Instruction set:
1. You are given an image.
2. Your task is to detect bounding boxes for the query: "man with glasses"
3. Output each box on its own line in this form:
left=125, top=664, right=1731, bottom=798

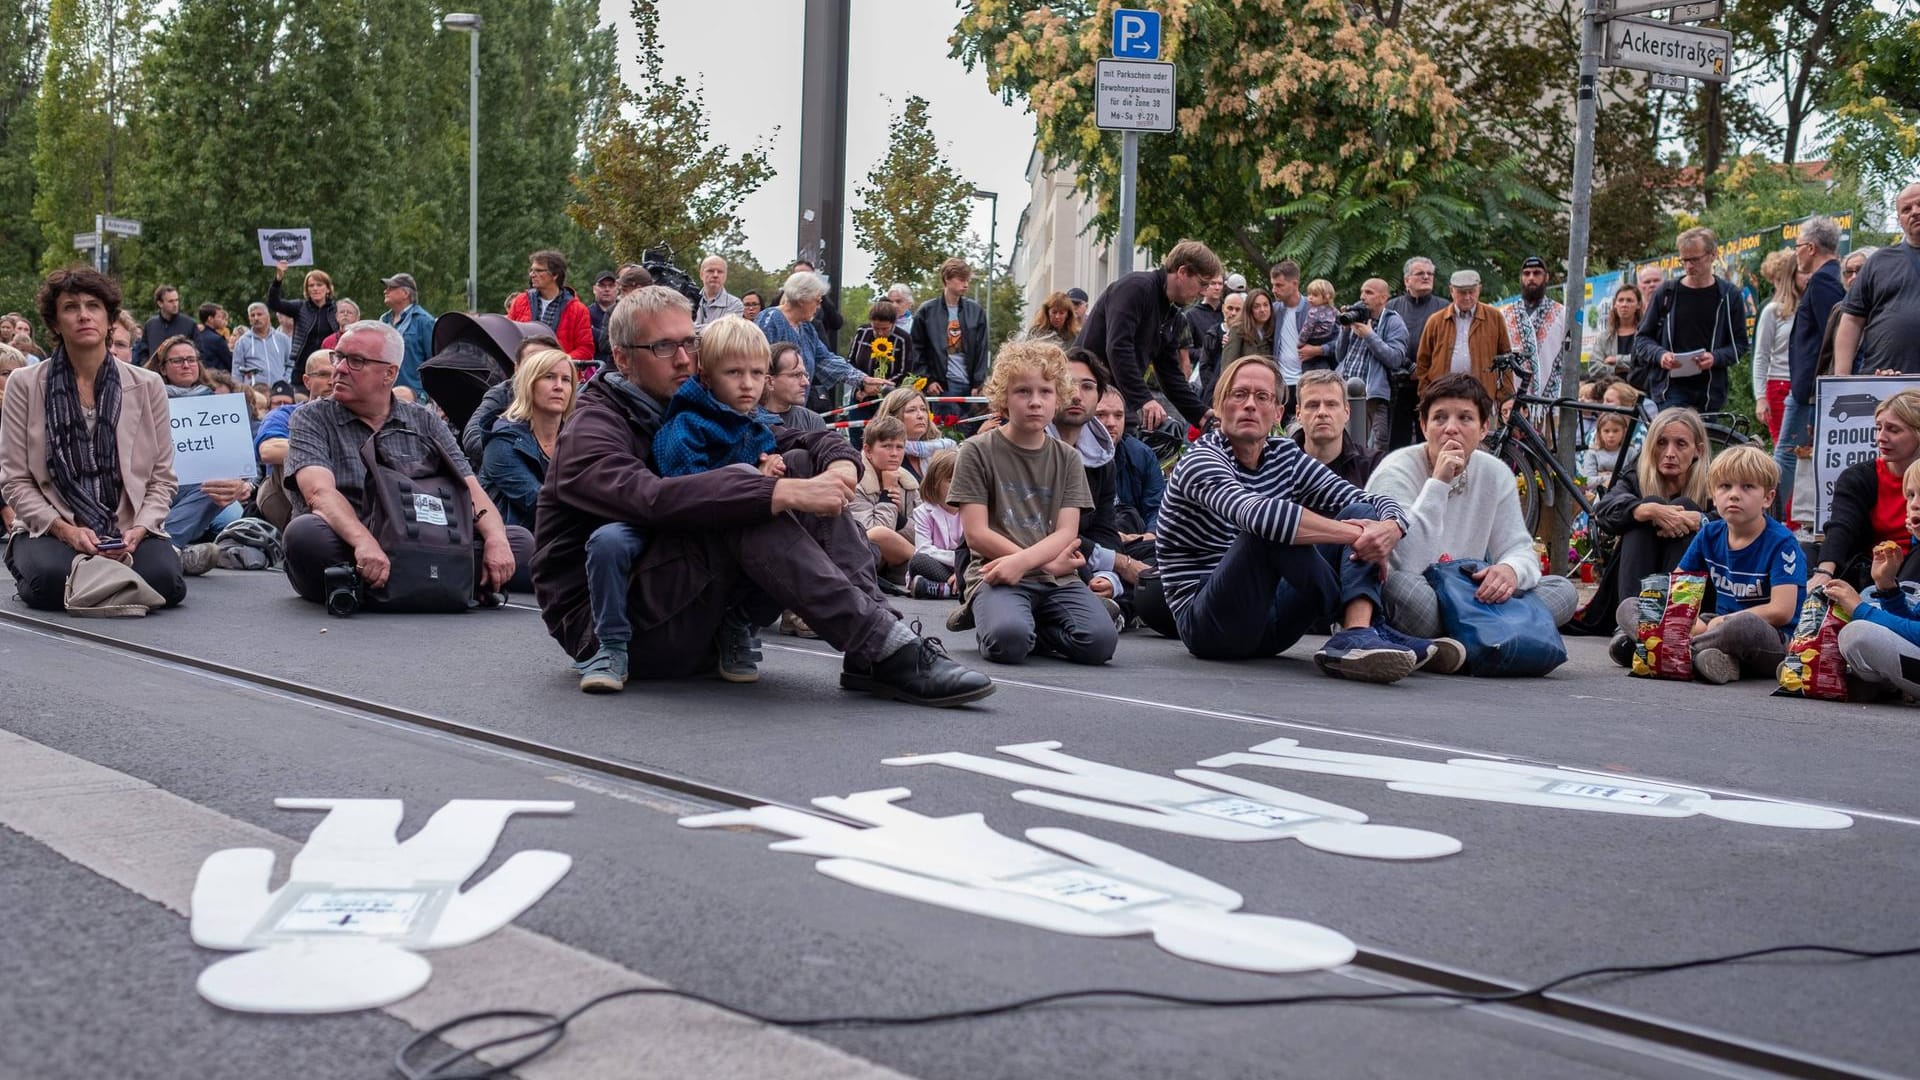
left=281, top=321, right=529, bottom=607
left=530, top=286, right=993, bottom=705
left=1631, top=226, right=1748, bottom=413
left=762, top=343, right=825, bottom=431
left=506, top=248, right=595, bottom=361
left=1772, top=215, right=1843, bottom=521
left=1386, top=257, right=1445, bottom=448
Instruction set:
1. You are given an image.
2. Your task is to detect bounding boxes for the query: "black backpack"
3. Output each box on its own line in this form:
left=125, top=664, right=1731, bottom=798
left=356, top=428, right=478, bottom=612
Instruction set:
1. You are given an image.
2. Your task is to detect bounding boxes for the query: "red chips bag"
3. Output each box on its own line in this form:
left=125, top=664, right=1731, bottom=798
left=1656, top=571, right=1706, bottom=680
left=1774, top=590, right=1851, bottom=702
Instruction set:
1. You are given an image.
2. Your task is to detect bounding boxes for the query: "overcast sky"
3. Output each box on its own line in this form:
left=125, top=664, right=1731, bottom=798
left=600, top=0, right=1038, bottom=288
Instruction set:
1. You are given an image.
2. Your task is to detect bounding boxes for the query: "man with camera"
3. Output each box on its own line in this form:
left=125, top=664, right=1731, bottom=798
left=1331, top=277, right=1408, bottom=453
left=282, top=321, right=530, bottom=609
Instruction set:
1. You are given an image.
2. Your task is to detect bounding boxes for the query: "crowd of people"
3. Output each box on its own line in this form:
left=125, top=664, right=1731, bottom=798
left=1, top=179, right=1917, bottom=706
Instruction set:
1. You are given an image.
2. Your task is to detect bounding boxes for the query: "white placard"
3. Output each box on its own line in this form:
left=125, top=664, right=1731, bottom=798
left=1000, top=868, right=1167, bottom=913
left=1543, top=781, right=1676, bottom=806
left=275, top=890, right=428, bottom=936
left=1095, top=59, right=1176, bottom=132
left=1812, top=375, right=1920, bottom=531
left=257, top=227, right=313, bottom=267
left=169, top=395, right=257, bottom=485
left=1178, top=796, right=1315, bottom=829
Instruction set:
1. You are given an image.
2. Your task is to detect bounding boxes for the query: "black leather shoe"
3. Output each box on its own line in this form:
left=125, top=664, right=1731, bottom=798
left=842, top=633, right=995, bottom=708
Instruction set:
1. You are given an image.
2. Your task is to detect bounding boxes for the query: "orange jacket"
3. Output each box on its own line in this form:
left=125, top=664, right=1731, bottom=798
left=1413, top=302, right=1514, bottom=403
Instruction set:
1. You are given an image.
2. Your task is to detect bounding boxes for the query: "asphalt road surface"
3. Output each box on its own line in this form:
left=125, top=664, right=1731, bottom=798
left=2, top=569, right=1915, bottom=1080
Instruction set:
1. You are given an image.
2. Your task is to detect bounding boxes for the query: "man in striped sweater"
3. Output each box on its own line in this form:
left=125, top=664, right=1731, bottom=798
left=1156, top=355, right=1461, bottom=683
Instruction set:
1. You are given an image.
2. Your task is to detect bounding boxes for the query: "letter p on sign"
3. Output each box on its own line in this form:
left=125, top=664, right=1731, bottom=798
left=1112, top=8, right=1160, bottom=59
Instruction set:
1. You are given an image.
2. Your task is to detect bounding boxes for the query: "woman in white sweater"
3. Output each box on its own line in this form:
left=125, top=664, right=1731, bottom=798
left=1365, top=372, right=1579, bottom=642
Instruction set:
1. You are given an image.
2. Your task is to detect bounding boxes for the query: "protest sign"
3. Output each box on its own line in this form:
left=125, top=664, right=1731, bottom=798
left=169, top=396, right=257, bottom=486
left=1812, top=374, right=1920, bottom=529
left=257, top=228, right=313, bottom=267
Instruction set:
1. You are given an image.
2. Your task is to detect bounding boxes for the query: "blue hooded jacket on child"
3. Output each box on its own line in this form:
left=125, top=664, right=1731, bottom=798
left=651, top=375, right=780, bottom=478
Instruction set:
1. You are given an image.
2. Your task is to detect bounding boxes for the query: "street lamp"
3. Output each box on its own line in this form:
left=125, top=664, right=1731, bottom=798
left=971, top=188, right=998, bottom=338
left=440, top=12, right=482, bottom=312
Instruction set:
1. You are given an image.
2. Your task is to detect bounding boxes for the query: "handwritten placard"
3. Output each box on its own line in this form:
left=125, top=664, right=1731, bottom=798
left=257, top=227, right=313, bottom=267
left=169, top=395, right=257, bottom=485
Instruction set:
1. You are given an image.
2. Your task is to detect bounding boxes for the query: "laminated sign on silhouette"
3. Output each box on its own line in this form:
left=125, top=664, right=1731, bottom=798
left=190, top=798, right=574, bottom=1013
left=682, top=787, right=1357, bottom=974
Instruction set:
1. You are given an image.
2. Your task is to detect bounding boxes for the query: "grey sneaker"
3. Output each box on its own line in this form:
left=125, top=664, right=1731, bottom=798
left=577, top=644, right=629, bottom=694
left=1100, top=595, right=1126, bottom=632
left=1692, top=647, right=1738, bottom=685
left=179, top=542, right=222, bottom=577
left=717, top=611, right=763, bottom=683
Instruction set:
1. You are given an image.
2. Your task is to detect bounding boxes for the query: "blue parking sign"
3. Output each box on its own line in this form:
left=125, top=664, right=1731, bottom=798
left=1112, top=8, right=1160, bottom=59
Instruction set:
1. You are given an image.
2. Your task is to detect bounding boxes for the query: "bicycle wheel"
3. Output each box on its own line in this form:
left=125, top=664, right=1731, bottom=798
left=1499, top=443, right=1547, bottom=536
left=1705, top=422, right=1754, bottom=456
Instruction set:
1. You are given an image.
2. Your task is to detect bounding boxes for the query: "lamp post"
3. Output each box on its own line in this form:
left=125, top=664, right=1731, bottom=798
left=440, top=12, right=482, bottom=312
left=971, top=188, right=998, bottom=339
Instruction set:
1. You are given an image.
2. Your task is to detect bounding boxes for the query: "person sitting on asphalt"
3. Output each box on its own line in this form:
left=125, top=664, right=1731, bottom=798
left=283, top=320, right=530, bottom=606
left=146, top=334, right=253, bottom=575
left=1810, top=390, right=1920, bottom=591
left=1367, top=373, right=1577, bottom=656
left=1581, top=408, right=1714, bottom=650
left=947, top=340, right=1119, bottom=667
left=763, top=341, right=826, bottom=431
left=1292, top=369, right=1380, bottom=489
left=848, top=414, right=920, bottom=593
left=530, top=285, right=993, bottom=706
left=1826, top=459, right=1920, bottom=702
left=1052, top=348, right=1148, bottom=619
left=1153, top=355, right=1427, bottom=682
left=480, top=348, right=578, bottom=530
left=459, top=329, right=560, bottom=466
left=905, top=448, right=962, bottom=599
left=1, top=267, right=185, bottom=611
left=873, top=386, right=956, bottom=480
left=1664, top=446, right=1807, bottom=685
left=1094, top=385, right=1164, bottom=536
left=650, top=316, right=789, bottom=483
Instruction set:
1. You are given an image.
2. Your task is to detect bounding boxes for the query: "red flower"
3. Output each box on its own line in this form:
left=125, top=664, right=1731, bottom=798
left=938, top=414, right=959, bottom=426
left=1187, top=425, right=1202, bottom=440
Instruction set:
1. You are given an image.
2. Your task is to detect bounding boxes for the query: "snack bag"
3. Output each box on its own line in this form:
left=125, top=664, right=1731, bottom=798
left=1628, top=574, right=1668, bottom=678
left=1656, top=571, right=1707, bottom=680
left=1774, top=590, right=1851, bottom=701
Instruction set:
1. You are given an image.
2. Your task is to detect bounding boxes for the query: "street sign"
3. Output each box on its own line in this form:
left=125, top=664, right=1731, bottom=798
left=1095, top=59, right=1176, bottom=132
left=1649, top=71, right=1690, bottom=91
left=1666, top=0, right=1723, bottom=22
left=1111, top=8, right=1161, bottom=59
left=1599, top=0, right=1718, bottom=19
left=72, top=231, right=100, bottom=250
left=103, top=215, right=143, bottom=238
left=1605, top=16, right=1730, bottom=82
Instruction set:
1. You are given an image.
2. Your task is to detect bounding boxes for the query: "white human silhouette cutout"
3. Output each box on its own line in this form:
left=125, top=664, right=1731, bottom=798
left=681, top=787, right=1357, bottom=973
left=191, top=798, right=574, bottom=1013
left=883, top=740, right=1460, bottom=858
left=1200, top=739, right=1853, bottom=830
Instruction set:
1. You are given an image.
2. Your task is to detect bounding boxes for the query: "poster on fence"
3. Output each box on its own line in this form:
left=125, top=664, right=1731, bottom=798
left=169, top=396, right=257, bottom=486
left=256, top=228, right=313, bottom=267
left=1812, top=374, right=1920, bottom=530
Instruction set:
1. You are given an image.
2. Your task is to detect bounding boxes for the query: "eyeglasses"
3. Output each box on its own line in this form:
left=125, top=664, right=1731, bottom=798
left=529, top=266, right=553, bottom=277
left=1226, top=388, right=1278, bottom=405
left=1073, top=379, right=1100, bottom=395
left=335, top=353, right=390, bottom=371
left=624, top=337, right=700, bottom=360
left=165, top=355, right=199, bottom=366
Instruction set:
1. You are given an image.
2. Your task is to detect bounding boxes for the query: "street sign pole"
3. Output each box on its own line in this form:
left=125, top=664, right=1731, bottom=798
left=1556, top=0, right=1604, bottom=574
left=1117, top=131, right=1138, bottom=276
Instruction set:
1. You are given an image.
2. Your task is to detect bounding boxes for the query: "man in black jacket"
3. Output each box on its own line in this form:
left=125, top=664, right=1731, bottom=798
left=1631, top=227, right=1749, bottom=413
left=1771, top=215, right=1844, bottom=519
left=138, top=284, right=196, bottom=368
left=1076, top=239, right=1221, bottom=432
left=1385, top=257, right=1446, bottom=448
left=911, top=257, right=990, bottom=397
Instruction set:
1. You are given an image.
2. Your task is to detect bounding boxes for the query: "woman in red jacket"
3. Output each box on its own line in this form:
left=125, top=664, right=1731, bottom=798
left=506, top=249, right=595, bottom=361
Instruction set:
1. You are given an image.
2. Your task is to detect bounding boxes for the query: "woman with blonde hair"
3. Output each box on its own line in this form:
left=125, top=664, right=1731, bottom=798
left=480, top=348, right=578, bottom=529
left=266, top=258, right=338, bottom=377
left=1021, top=291, right=1079, bottom=345
left=873, top=385, right=956, bottom=480
left=1582, top=407, right=1714, bottom=652
left=1810, top=390, right=1920, bottom=590
left=1750, top=248, right=1799, bottom=439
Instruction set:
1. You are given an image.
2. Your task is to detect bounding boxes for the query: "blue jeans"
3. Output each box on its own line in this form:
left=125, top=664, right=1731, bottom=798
left=1175, top=503, right=1385, bottom=660
left=1771, top=393, right=1813, bottom=519
left=585, top=523, right=648, bottom=647
left=165, top=485, right=243, bottom=547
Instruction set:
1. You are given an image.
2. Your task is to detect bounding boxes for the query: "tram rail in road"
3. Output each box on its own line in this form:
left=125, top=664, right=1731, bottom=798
left=1, top=604, right=1905, bottom=1080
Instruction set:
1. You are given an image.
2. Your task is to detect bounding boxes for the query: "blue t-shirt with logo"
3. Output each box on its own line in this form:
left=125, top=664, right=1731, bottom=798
left=1677, top=517, right=1807, bottom=620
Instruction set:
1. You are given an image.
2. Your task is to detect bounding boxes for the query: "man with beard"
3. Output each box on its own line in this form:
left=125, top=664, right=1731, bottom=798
left=1502, top=256, right=1568, bottom=400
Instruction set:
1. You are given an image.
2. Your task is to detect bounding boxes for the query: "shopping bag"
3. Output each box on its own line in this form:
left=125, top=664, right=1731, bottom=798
left=1424, top=558, right=1568, bottom=677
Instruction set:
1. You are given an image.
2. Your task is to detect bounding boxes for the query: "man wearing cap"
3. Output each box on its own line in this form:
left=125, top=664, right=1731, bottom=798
left=1067, top=287, right=1090, bottom=322
left=695, top=255, right=745, bottom=329
left=379, top=272, right=435, bottom=396
left=232, top=301, right=292, bottom=387
left=1501, top=256, right=1568, bottom=401
left=283, top=320, right=530, bottom=606
left=589, top=269, right=619, bottom=367
left=1414, top=269, right=1514, bottom=404
left=1224, top=273, right=1247, bottom=296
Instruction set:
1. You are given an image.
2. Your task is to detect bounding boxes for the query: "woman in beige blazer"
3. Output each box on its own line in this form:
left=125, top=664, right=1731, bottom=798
left=1, top=268, right=185, bottom=611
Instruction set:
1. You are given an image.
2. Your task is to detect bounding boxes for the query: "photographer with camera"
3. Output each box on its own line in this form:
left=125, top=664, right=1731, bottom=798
left=283, top=321, right=530, bottom=611
left=1331, top=277, right=1408, bottom=453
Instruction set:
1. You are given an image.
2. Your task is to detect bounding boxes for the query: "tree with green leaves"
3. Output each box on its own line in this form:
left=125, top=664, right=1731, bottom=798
left=1819, top=12, right=1920, bottom=192
left=852, top=96, right=971, bottom=292
left=569, top=0, right=773, bottom=264
left=31, top=0, right=146, bottom=276
left=0, top=0, right=48, bottom=316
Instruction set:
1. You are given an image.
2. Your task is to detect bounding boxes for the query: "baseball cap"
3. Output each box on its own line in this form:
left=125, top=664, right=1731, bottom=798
left=1520, top=255, right=1548, bottom=271
left=1066, top=287, right=1089, bottom=303
left=270, top=380, right=296, bottom=397
left=1224, top=273, right=1247, bottom=292
left=595, top=269, right=617, bottom=285
left=380, top=273, right=417, bottom=292
left=1449, top=269, right=1481, bottom=288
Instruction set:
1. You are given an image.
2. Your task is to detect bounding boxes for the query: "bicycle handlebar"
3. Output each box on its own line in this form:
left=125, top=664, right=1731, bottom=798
left=1509, top=395, right=1641, bottom=419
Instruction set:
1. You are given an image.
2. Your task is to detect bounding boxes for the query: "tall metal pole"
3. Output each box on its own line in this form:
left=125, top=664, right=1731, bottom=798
left=1554, top=0, right=1603, bottom=575
left=1116, top=131, right=1138, bottom=277
left=467, top=28, right=480, bottom=313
